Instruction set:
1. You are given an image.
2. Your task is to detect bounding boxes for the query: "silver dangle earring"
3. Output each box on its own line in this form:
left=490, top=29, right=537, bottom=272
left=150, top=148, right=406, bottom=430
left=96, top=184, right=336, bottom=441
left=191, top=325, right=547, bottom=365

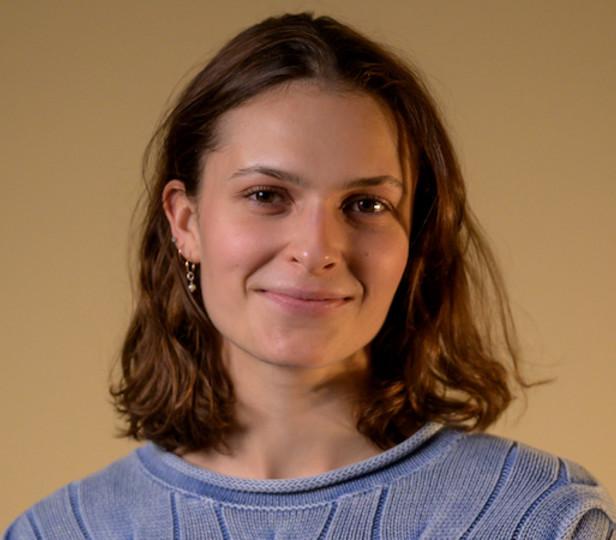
left=172, top=236, right=198, bottom=293
left=185, top=260, right=197, bottom=293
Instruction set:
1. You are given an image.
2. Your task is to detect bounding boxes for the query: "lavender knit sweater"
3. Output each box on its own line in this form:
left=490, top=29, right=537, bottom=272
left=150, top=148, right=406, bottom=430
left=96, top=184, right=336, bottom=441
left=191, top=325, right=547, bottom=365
left=4, top=423, right=615, bottom=539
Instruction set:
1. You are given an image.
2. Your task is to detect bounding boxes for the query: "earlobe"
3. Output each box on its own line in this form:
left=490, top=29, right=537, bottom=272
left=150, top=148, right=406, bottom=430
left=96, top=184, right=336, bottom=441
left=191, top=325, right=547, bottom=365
left=162, top=180, right=200, bottom=262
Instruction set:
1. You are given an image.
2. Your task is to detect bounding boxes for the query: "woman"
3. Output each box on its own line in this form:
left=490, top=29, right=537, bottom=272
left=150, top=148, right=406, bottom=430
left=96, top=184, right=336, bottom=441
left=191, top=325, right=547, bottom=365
left=5, top=12, right=614, bottom=539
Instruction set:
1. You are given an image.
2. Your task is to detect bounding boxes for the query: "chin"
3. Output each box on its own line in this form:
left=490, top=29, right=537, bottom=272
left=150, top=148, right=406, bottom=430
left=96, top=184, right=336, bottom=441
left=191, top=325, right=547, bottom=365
left=257, top=349, right=337, bottom=369
left=254, top=339, right=366, bottom=371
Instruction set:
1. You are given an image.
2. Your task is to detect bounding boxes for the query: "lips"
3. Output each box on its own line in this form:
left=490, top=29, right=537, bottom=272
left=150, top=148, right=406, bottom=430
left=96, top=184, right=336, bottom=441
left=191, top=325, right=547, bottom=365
left=259, top=287, right=352, bottom=301
left=256, top=287, right=353, bottom=315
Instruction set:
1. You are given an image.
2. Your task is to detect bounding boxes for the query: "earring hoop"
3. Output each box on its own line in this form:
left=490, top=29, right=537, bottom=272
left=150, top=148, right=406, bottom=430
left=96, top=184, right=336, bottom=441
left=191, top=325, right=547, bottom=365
left=171, top=236, right=198, bottom=293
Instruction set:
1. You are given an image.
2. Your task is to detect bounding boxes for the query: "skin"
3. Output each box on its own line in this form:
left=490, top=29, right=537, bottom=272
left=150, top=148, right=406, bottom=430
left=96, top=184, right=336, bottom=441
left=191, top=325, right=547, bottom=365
left=163, top=80, right=412, bottom=479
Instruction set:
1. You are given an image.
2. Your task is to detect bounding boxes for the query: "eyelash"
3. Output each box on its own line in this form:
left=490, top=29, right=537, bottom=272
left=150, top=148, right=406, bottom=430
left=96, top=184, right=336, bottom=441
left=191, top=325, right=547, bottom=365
left=242, top=186, right=394, bottom=215
left=244, top=186, right=288, bottom=206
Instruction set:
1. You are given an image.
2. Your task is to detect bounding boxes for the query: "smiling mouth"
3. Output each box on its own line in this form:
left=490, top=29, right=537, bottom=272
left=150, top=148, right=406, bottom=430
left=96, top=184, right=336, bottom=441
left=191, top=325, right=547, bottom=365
left=256, top=289, right=353, bottom=314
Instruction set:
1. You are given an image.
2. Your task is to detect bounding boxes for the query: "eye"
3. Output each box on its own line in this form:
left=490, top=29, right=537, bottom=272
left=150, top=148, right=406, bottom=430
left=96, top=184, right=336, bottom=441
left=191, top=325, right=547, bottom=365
left=345, top=196, right=391, bottom=215
left=244, top=186, right=288, bottom=205
left=241, top=186, right=292, bottom=215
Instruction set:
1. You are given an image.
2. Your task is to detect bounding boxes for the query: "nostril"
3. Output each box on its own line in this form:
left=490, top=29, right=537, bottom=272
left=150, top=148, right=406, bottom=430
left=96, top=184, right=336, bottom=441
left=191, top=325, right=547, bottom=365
left=286, top=240, right=343, bottom=274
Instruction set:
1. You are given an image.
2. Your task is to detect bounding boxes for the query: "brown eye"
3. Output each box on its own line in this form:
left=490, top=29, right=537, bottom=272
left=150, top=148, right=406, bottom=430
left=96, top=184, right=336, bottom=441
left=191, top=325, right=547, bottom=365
left=244, top=187, right=288, bottom=205
left=251, top=190, right=278, bottom=203
left=346, top=197, right=390, bottom=214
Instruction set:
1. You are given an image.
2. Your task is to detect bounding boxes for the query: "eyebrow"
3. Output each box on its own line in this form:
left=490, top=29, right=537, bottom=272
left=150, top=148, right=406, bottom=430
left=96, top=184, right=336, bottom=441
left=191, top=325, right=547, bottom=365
left=228, top=165, right=406, bottom=194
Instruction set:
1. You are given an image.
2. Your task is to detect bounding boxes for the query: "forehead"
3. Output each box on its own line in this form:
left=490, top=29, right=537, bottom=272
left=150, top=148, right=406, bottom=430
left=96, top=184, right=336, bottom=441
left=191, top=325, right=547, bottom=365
left=217, top=80, right=398, bottom=131
left=207, top=81, right=408, bottom=186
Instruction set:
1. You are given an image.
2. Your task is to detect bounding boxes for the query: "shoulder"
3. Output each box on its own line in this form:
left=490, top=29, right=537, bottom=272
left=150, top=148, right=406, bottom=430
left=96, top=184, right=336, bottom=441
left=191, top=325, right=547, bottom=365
left=3, top=445, right=172, bottom=540
left=429, top=429, right=616, bottom=538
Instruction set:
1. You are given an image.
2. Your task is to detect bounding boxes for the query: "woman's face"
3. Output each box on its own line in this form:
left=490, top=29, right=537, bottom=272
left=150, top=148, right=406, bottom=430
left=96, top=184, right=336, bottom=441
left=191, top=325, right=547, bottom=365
left=182, top=81, right=410, bottom=369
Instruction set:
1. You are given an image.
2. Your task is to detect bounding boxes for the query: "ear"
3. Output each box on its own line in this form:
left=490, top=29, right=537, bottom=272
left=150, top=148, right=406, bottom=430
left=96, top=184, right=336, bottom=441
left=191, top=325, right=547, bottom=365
left=162, top=180, right=201, bottom=262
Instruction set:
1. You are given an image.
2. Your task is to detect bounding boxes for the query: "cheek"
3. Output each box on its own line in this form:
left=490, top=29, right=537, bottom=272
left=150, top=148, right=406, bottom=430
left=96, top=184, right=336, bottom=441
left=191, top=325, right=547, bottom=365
left=362, top=232, right=409, bottom=303
left=197, top=214, right=277, bottom=291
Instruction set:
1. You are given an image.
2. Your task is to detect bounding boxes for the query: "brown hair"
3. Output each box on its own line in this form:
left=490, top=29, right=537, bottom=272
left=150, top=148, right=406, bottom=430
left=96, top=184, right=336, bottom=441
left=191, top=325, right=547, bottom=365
left=110, top=12, right=531, bottom=453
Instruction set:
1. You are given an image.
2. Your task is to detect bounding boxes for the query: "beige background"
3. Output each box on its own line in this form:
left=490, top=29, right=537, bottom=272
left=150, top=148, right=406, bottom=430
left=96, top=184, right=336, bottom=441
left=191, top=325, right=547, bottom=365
left=2, top=0, right=614, bottom=528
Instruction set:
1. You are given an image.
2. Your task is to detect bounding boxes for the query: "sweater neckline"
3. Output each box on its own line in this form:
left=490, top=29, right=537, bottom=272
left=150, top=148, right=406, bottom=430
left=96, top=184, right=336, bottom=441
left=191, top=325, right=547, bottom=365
left=136, top=422, right=458, bottom=504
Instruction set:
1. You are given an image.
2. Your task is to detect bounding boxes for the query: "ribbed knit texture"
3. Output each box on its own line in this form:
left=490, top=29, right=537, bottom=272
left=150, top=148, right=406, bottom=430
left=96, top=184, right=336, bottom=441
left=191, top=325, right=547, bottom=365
left=5, top=423, right=615, bottom=539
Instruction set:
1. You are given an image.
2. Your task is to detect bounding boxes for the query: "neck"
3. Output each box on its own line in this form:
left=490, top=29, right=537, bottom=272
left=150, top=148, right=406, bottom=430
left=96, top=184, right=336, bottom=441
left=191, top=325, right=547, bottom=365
left=178, top=347, right=383, bottom=479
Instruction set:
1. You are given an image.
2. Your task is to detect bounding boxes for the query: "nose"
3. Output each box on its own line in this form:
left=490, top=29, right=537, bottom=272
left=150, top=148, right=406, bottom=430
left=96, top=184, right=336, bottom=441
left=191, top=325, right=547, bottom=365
left=287, top=204, right=345, bottom=274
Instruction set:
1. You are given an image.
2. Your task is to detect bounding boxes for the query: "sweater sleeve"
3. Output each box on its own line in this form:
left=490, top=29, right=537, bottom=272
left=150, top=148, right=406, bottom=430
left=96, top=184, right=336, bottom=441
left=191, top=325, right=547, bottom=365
left=2, top=484, right=87, bottom=540
left=570, top=508, right=615, bottom=539
left=516, top=458, right=616, bottom=539
left=3, top=513, right=39, bottom=540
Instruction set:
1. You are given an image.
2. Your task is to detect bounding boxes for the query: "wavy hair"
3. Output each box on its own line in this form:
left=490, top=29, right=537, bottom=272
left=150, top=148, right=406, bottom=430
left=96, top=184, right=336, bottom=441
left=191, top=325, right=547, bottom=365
left=110, top=12, right=531, bottom=453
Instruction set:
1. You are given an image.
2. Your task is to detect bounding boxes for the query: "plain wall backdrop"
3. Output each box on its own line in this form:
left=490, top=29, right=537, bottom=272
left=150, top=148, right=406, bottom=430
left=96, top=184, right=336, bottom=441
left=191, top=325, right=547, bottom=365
left=2, top=0, right=614, bottom=528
